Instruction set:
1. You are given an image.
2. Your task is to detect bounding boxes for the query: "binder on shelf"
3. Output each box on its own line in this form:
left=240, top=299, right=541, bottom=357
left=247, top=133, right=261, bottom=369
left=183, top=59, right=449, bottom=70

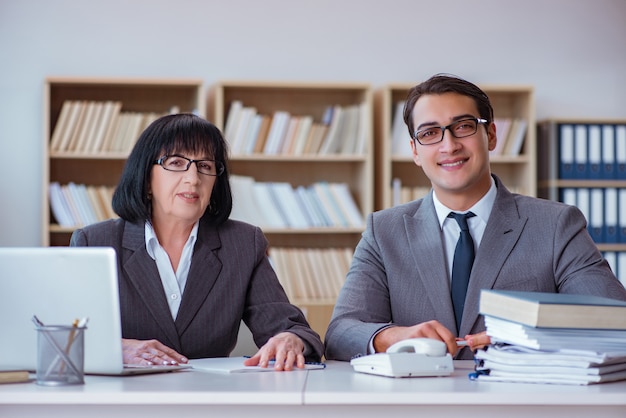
left=589, top=188, right=604, bottom=243
left=604, top=188, right=618, bottom=244
left=576, top=188, right=590, bottom=229
left=618, top=252, right=626, bottom=287
left=619, top=188, right=626, bottom=243
left=574, top=124, right=588, bottom=179
left=616, top=125, right=626, bottom=178
left=601, top=124, right=616, bottom=179
left=603, top=252, right=617, bottom=279
left=560, top=188, right=577, bottom=207
left=587, top=125, right=602, bottom=179
left=558, top=124, right=575, bottom=179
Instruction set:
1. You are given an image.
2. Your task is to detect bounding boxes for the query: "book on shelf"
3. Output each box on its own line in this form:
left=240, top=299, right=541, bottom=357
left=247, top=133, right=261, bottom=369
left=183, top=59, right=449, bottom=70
left=291, top=115, right=314, bottom=155
left=252, top=114, right=272, bottom=154
left=268, top=247, right=351, bottom=302
left=263, top=111, right=291, bottom=155
left=302, top=123, right=328, bottom=155
left=391, top=101, right=412, bottom=157
left=223, top=100, right=243, bottom=148
left=64, top=101, right=89, bottom=152
left=73, top=101, right=100, bottom=152
left=50, top=100, right=73, bottom=151
left=99, top=101, right=123, bottom=153
left=0, top=370, right=30, bottom=384
left=338, top=104, right=360, bottom=155
left=279, top=116, right=301, bottom=155
left=231, top=106, right=257, bottom=155
left=328, top=182, right=364, bottom=228
left=489, top=117, right=512, bottom=156
left=479, top=289, right=626, bottom=330
left=242, top=113, right=264, bottom=155
left=318, top=105, right=345, bottom=155
left=502, top=118, right=527, bottom=156
left=49, top=182, right=74, bottom=227
left=229, top=176, right=361, bottom=229
left=311, top=182, right=348, bottom=227
left=90, top=101, right=122, bottom=153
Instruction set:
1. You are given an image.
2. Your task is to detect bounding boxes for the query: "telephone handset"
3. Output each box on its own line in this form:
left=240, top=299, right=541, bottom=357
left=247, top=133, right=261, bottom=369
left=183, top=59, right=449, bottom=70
left=350, top=338, right=454, bottom=377
left=386, top=338, right=447, bottom=356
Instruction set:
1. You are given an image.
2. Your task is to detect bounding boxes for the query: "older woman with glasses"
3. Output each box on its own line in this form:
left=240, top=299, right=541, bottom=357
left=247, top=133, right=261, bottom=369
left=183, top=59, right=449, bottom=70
left=70, top=113, right=323, bottom=370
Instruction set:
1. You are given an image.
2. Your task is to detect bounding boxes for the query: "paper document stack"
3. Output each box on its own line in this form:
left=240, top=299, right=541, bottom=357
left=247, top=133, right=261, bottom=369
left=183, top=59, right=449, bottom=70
left=472, top=289, right=626, bottom=385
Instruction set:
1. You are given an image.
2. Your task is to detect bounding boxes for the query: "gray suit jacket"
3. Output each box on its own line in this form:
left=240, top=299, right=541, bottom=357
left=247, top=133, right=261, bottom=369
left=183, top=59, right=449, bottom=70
left=70, top=218, right=324, bottom=361
left=325, top=175, right=626, bottom=360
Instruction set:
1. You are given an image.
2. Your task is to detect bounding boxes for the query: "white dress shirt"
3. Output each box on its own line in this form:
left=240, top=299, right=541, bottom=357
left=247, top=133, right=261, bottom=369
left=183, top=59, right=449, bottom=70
left=145, top=221, right=198, bottom=319
left=432, top=177, right=497, bottom=281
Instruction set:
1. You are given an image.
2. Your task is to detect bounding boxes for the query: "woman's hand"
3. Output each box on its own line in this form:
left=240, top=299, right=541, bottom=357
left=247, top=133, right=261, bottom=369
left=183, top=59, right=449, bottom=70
left=243, top=332, right=306, bottom=371
left=122, top=338, right=188, bottom=366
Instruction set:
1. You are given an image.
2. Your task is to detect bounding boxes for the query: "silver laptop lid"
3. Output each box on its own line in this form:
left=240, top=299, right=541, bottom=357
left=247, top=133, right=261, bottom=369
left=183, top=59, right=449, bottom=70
left=0, top=247, right=125, bottom=374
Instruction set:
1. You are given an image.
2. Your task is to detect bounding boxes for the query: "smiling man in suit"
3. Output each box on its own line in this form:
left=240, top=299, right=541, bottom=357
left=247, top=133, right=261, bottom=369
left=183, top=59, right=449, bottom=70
left=324, top=74, right=626, bottom=360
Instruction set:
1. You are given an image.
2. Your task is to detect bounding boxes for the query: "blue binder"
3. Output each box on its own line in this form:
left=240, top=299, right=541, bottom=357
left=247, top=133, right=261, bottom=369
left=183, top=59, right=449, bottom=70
left=588, top=125, right=602, bottom=179
left=574, top=124, right=588, bottom=179
left=558, top=124, right=575, bottom=179
left=601, top=124, right=616, bottom=179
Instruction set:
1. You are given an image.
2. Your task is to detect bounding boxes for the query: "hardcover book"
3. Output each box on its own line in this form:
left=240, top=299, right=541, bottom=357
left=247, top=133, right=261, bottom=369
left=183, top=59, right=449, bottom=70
left=479, top=289, right=626, bottom=330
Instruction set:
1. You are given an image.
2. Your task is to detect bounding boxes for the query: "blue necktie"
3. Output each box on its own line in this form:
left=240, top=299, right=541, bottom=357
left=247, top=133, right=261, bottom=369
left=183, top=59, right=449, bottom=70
left=448, top=212, right=476, bottom=332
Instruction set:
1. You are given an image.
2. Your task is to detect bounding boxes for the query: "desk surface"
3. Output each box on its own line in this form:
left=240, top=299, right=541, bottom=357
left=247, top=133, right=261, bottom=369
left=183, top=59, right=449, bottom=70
left=1, top=360, right=625, bottom=418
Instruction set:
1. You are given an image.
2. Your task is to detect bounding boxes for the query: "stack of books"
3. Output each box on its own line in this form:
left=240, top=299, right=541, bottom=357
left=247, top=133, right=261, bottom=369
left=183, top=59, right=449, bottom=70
left=473, top=289, right=626, bottom=385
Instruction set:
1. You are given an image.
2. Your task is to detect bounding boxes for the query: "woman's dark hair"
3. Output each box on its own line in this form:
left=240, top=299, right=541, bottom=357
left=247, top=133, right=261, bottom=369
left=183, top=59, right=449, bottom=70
left=112, top=113, right=232, bottom=225
left=402, top=74, right=494, bottom=137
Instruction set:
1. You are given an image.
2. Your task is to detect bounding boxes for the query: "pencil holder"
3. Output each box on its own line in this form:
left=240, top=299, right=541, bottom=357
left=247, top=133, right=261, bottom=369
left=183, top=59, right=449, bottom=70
left=36, top=325, right=85, bottom=386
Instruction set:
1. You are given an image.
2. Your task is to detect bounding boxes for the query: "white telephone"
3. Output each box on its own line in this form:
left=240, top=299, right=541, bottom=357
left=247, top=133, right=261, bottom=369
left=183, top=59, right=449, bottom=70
left=350, top=338, right=454, bottom=378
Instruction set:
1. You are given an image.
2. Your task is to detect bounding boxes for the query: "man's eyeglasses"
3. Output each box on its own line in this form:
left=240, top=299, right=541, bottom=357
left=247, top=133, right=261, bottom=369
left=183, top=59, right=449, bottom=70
left=413, top=117, right=488, bottom=146
left=154, top=155, right=225, bottom=176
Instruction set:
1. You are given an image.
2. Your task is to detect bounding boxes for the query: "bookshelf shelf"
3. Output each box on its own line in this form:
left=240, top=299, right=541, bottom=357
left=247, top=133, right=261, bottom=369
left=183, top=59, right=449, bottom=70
left=209, top=80, right=374, bottom=338
left=375, top=83, right=537, bottom=210
left=43, top=77, right=205, bottom=246
left=537, top=119, right=626, bottom=283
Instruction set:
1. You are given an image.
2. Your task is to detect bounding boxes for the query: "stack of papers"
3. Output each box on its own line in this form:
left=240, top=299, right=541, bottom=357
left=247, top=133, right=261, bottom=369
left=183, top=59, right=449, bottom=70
left=472, top=344, right=626, bottom=385
left=475, top=290, right=626, bottom=385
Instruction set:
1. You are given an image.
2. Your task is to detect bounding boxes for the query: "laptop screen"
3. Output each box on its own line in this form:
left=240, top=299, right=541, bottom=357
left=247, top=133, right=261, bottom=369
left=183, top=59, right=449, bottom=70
left=0, top=247, right=126, bottom=374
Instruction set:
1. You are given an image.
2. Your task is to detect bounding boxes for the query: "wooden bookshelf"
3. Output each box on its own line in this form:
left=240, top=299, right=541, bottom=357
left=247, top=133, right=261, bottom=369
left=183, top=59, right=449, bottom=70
left=208, top=80, right=374, bottom=338
left=43, top=77, right=205, bottom=246
left=537, top=119, right=626, bottom=258
left=375, top=83, right=536, bottom=210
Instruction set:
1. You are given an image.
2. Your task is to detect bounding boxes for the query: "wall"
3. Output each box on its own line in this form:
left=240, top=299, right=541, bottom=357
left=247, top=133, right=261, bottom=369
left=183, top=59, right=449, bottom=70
left=1, top=0, right=625, bottom=246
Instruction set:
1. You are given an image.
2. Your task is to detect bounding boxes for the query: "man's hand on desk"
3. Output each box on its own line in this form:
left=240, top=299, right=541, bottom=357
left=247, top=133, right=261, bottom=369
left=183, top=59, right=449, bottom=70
left=462, top=331, right=490, bottom=351
left=243, top=331, right=306, bottom=371
left=373, top=320, right=490, bottom=356
left=122, top=338, right=188, bottom=366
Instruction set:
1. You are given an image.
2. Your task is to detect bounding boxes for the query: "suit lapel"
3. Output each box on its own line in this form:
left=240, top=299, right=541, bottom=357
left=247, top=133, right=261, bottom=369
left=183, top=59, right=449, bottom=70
left=174, top=223, right=222, bottom=336
left=461, top=178, right=527, bottom=335
left=122, top=222, right=182, bottom=350
left=405, top=194, right=457, bottom=333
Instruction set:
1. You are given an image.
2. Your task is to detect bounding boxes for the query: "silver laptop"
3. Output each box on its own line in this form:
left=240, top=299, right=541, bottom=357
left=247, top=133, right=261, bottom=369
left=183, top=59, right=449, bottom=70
left=0, top=247, right=189, bottom=375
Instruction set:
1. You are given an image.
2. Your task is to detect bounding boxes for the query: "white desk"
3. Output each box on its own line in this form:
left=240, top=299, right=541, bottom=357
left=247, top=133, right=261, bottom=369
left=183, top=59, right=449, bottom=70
left=1, top=361, right=625, bottom=417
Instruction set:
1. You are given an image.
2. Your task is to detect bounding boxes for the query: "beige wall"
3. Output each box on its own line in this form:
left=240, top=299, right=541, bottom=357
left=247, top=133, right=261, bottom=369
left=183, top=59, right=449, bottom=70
left=1, top=0, right=625, bottom=246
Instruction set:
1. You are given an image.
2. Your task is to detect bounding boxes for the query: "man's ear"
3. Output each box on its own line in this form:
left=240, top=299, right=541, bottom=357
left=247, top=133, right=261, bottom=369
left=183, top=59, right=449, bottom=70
left=410, top=139, right=422, bottom=166
left=487, top=122, right=497, bottom=151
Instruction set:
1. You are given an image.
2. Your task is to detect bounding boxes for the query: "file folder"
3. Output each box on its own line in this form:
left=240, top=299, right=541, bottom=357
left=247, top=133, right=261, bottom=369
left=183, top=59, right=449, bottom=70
left=601, top=125, right=616, bottom=179
left=559, top=124, right=575, bottom=179
left=574, top=124, right=588, bottom=179
left=588, top=125, right=602, bottom=179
